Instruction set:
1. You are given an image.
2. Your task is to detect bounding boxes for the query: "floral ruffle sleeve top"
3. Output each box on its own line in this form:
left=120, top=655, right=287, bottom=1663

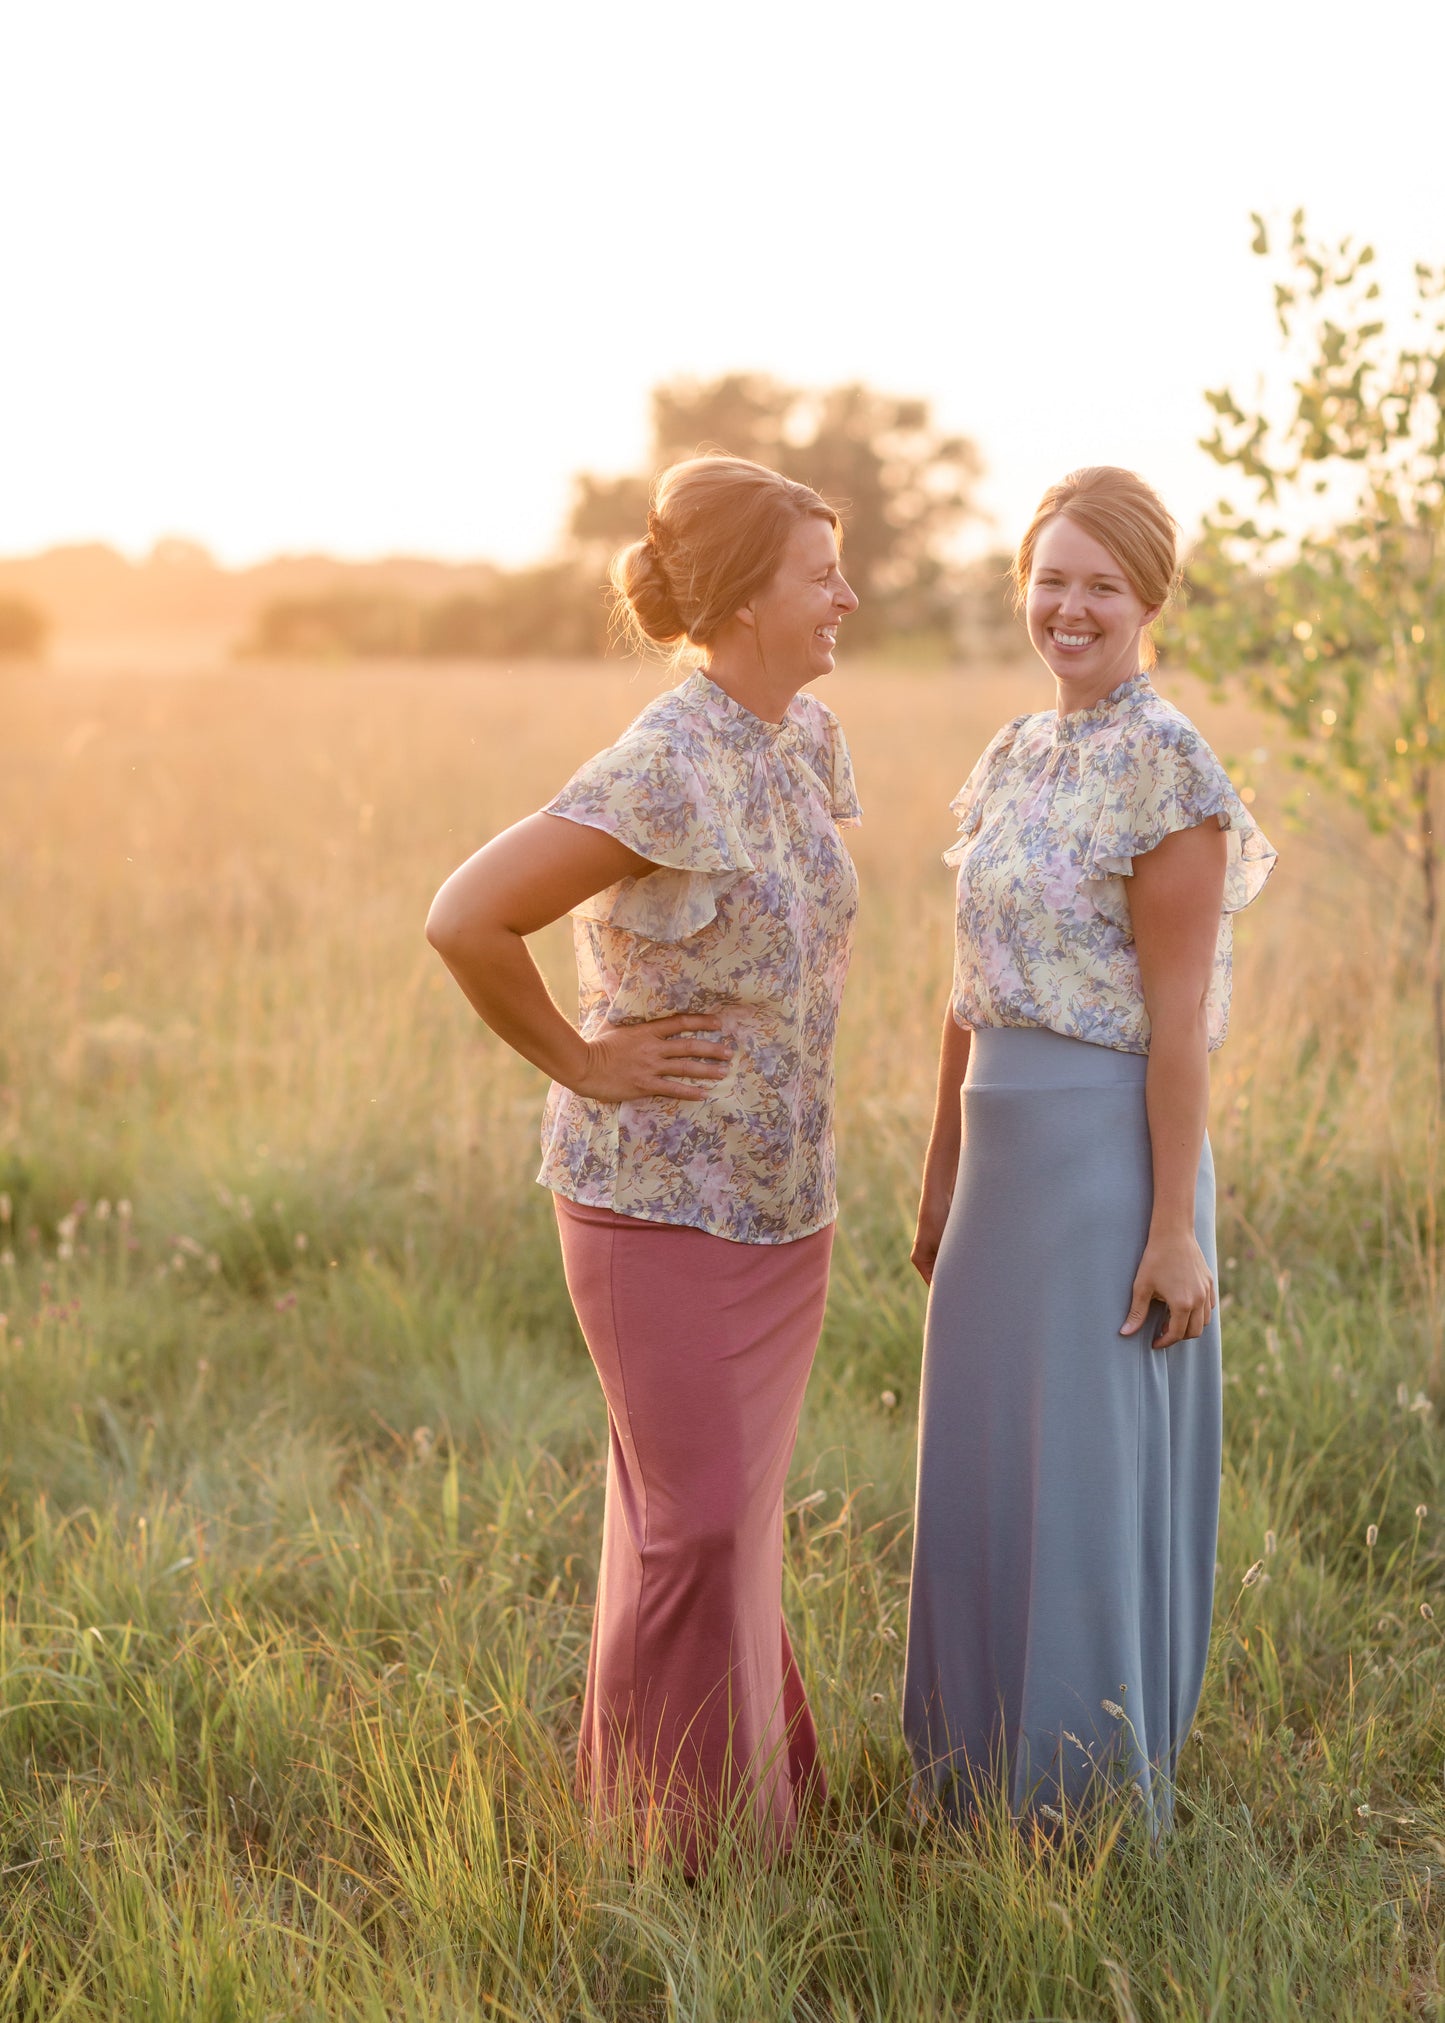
left=948, top=672, right=1276, bottom=1053
left=537, top=668, right=861, bottom=1244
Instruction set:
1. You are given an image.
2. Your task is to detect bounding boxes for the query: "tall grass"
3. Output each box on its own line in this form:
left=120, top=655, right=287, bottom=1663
left=0, top=658, right=1441, bottom=2019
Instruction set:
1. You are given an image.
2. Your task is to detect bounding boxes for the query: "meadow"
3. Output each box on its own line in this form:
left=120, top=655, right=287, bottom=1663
left=1, top=655, right=1442, bottom=2021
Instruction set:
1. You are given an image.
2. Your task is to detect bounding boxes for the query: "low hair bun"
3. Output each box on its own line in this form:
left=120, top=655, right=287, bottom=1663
left=608, top=454, right=841, bottom=662
left=611, top=536, right=688, bottom=648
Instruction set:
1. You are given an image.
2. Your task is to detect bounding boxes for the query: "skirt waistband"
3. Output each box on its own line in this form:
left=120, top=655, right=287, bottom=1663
left=964, top=1024, right=1147, bottom=1091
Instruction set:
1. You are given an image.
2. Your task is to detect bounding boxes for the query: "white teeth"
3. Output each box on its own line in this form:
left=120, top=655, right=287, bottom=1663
left=1053, top=631, right=1095, bottom=647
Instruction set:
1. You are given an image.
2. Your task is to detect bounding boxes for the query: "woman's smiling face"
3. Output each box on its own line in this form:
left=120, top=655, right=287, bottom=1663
left=750, top=515, right=859, bottom=685
left=1025, top=514, right=1160, bottom=712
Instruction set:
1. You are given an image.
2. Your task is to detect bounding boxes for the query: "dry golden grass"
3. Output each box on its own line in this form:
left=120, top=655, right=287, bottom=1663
left=0, top=654, right=1441, bottom=2020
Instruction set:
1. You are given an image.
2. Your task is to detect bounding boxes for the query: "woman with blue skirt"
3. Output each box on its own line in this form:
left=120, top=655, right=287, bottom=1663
left=903, top=466, right=1275, bottom=1833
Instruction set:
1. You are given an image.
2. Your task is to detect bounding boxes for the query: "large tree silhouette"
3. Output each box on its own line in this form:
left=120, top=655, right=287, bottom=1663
left=571, top=374, right=982, bottom=643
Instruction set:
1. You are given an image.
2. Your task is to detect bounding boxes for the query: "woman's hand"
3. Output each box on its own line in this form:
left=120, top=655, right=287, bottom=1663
left=910, top=1183, right=953, bottom=1285
left=572, top=1014, right=734, bottom=1104
left=1120, top=1228, right=1216, bottom=1349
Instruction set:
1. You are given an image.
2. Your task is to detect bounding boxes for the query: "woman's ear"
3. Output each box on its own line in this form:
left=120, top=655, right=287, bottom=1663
left=734, top=600, right=758, bottom=634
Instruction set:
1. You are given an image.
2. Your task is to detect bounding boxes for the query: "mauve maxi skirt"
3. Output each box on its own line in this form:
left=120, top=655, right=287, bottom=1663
left=903, top=1026, right=1222, bottom=1834
left=553, top=1194, right=832, bottom=1869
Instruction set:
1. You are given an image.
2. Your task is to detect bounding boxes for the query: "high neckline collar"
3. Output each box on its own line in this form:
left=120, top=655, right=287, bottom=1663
left=1052, top=670, right=1152, bottom=743
left=682, top=667, right=803, bottom=746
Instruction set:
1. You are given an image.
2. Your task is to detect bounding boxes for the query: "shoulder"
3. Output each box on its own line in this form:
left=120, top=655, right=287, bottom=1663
left=787, top=690, right=862, bottom=824
left=967, top=709, right=1046, bottom=781
left=947, top=710, right=1043, bottom=831
left=613, top=683, right=710, bottom=758
left=1109, top=689, right=1216, bottom=766
left=568, top=686, right=717, bottom=795
left=787, top=688, right=846, bottom=756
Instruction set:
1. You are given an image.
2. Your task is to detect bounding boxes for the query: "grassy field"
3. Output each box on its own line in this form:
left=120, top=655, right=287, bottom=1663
left=1, top=655, right=1442, bottom=2021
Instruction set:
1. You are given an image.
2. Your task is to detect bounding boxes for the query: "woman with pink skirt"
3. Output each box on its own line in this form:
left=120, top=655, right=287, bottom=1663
left=426, top=455, right=861, bottom=1870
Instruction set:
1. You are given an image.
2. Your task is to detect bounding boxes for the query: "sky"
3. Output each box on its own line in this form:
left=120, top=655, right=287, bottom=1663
left=3, top=0, right=1443, bottom=568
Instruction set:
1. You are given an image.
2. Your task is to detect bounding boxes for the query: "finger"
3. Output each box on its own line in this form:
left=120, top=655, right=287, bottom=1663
left=1119, top=1288, right=1153, bottom=1337
left=1153, top=1312, right=1181, bottom=1350
left=651, top=1013, right=733, bottom=1039
left=662, top=1040, right=734, bottom=1061
left=910, top=1246, right=934, bottom=1285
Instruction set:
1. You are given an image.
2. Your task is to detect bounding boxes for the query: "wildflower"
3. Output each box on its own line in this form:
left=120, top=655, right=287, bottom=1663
left=1242, top=1560, right=1265, bottom=1587
left=57, top=1242, right=73, bottom=1261
left=880, top=1389, right=898, bottom=1410
left=1038, top=1803, right=1063, bottom=1823
left=1417, top=1505, right=1429, bottom=1521
left=95, top=1199, right=111, bottom=1220
left=1101, top=1698, right=1125, bottom=1719
left=294, top=1233, right=308, bottom=1252
left=1356, top=1802, right=1371, bottom=1817
left=412, top=1426, right=436, bottom=1460
left=0, top=1251, right=12, bottom=1270
left=274, top=1291, right=298, bottom=1312
left=1422, top=1603, right=1435, bottom=1621
left=1366, top=1524, right=1379, bottom=1548
left=57, top=1214, right=77, bottom=1244
left=1264, top=1529, right=1277, bottom=1556
left=117, top=1200, right=132, bottom=1222
left=196, top=1358, right=210, bottom=1374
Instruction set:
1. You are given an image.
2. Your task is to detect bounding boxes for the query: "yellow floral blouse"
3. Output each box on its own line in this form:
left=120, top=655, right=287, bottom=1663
left=948, top=673, right=1276, bottom=1053
left=537, top=669, right=861, bottom=1243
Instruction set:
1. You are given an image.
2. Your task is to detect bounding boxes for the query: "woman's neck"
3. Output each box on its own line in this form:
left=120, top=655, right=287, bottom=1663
left=701, top=640, right=805, bottom=725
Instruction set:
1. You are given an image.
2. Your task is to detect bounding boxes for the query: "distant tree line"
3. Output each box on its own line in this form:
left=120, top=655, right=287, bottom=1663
left=0, top=598, right=46, bottom=658
left=242, top=561, right=609, bottom=661
left=243, top=375, right=1025, bottom=662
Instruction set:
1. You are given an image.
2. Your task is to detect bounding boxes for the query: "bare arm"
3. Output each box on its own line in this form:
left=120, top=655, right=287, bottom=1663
left=910, top=1000, right=973, bottom=1284
left=1121, top=820, right=1229, bottom=1348
left=425, top=812, right=733, bottom=1102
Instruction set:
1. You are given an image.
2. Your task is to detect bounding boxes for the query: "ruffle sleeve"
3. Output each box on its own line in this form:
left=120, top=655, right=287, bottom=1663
left=1081, top=714, right=1277, bottom=930
left=821, top=709, right=862, bottom=826
left=943, top=715, right=1029, bottom=867
left=545, top=731, right=755, bottom=942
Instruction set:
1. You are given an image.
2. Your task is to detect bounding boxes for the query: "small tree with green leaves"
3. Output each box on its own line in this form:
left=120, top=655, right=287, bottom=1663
left=1179, top=212, right=1445, bottom=1077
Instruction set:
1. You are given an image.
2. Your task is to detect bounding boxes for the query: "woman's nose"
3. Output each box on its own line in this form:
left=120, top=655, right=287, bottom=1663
left=836, top=576, right=860, bottom=614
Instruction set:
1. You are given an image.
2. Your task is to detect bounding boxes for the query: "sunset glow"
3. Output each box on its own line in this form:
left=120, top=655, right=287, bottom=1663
left=4, top=0, right=1443, bottom=564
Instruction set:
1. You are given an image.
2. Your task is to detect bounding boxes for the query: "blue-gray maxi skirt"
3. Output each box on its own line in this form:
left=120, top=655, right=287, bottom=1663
left=902, top=1024, right=1222, bottom=1832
